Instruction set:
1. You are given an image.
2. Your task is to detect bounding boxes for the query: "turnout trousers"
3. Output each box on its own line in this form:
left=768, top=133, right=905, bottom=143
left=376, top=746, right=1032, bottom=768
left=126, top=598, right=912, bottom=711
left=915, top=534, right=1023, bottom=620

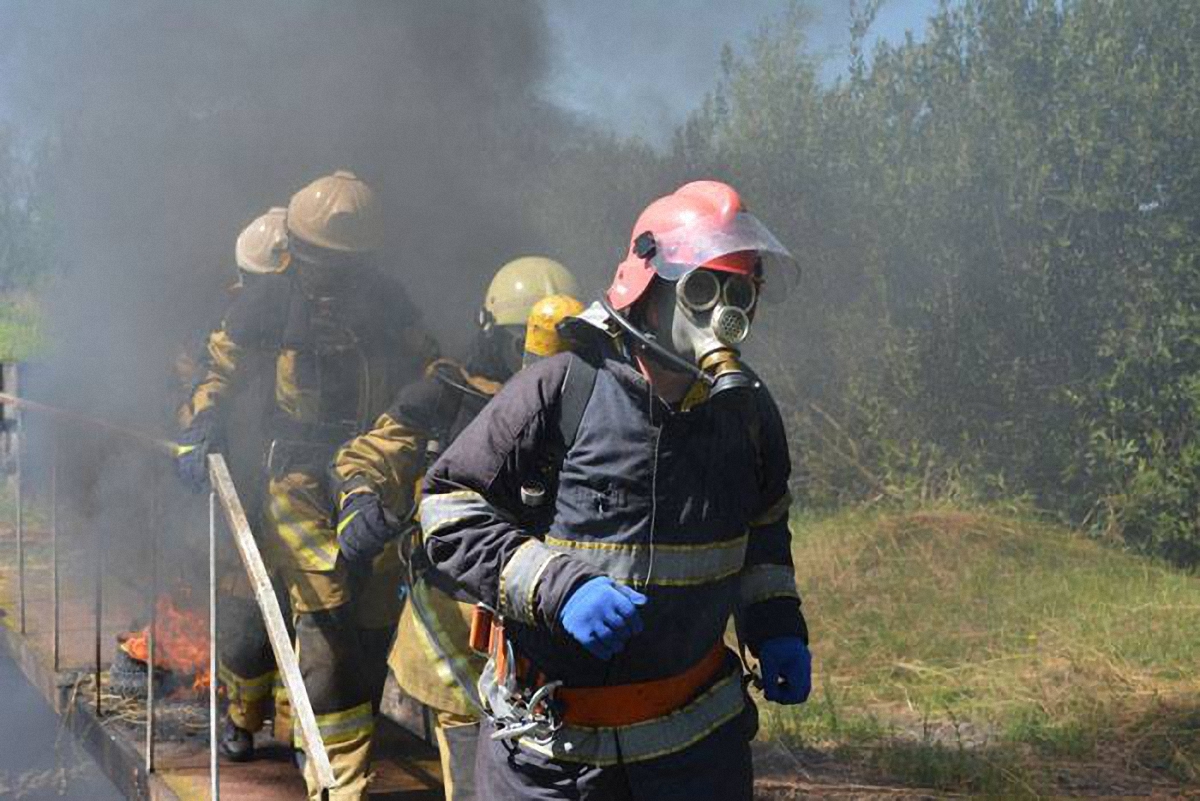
left=267, top=469, right=403, bottom=801
left=217, top=482, right=289, bottom=738
left=389, top=578, right=485, bottom=801
left=474, top=704, right=756, bottom=801
left=217, top=584, right=293, bottom=739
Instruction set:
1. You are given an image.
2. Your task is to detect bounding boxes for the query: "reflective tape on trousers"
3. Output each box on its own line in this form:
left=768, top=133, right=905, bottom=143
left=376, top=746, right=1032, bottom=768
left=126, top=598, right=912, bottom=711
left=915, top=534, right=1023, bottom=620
left=309, top=702, right=375, bottom=747
left=515, top=669, right=746, bottom=766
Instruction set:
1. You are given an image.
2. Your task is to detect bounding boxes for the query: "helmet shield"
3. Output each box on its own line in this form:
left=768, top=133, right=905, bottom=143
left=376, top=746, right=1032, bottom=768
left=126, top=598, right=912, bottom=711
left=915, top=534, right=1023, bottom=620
left=649, top=212, right=798, bottom=301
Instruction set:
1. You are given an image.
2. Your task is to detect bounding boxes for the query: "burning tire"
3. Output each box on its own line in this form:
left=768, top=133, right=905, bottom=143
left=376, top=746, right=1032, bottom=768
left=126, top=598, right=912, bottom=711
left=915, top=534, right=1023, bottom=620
left=108, top=645, right=164, bottom=699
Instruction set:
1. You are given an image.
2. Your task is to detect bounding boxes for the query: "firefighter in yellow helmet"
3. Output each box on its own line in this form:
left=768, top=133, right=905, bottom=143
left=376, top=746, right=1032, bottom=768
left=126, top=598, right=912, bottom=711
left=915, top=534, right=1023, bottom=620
left=332, top=257, right=581, bottom=801
left=175, top=172, right=436, bottom=800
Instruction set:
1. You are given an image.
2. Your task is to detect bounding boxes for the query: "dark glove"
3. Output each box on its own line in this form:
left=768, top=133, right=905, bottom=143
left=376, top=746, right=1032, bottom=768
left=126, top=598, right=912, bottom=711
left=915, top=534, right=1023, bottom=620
left=175, top=410, right=216, bottom=493
left=336, top=491, right=394, bottom=566
left=758, top=636, right=812, bottom=705
left=559, top=576, right=647, bottom=660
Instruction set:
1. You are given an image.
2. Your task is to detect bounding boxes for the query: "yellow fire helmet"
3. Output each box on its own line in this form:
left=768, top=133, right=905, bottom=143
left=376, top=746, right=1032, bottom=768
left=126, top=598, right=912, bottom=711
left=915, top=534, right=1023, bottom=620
left=235, top=206, right=291, bottom=275
left=523, top=293, right=586, bottom=366
left=484, top=256, right=581, bottom=326
left=286, top=170, right=382, bottom=253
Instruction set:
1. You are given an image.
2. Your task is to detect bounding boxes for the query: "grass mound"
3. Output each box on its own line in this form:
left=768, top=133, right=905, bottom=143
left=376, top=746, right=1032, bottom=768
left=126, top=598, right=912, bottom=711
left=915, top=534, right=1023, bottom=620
left=760, top=505, right=1200, bottom=794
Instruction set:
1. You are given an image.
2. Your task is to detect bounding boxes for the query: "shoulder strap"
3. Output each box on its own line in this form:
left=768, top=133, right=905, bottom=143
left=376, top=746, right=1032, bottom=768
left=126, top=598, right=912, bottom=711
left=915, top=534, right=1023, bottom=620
left=558, top=354, right=598, bottom=450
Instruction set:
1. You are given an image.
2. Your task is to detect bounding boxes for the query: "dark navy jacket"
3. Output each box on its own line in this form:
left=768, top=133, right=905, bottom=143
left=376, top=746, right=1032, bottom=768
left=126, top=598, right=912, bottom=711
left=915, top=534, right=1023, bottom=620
left=419, top=349, right=805, bottom=690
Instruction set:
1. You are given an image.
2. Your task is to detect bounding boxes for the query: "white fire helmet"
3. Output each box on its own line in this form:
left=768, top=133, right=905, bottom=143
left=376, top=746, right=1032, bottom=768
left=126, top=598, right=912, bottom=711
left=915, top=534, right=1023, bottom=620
left=235, top=207, right=290, bottom=276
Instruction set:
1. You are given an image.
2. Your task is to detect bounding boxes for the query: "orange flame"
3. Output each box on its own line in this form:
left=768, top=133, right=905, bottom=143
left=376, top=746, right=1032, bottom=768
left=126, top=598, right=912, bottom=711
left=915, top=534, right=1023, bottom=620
left=120, top=595, right=211, bottom=692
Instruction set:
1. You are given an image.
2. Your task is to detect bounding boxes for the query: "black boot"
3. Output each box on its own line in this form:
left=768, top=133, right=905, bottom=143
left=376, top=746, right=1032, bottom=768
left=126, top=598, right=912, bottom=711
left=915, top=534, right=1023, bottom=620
left=219, top=716, right=255, bottom=762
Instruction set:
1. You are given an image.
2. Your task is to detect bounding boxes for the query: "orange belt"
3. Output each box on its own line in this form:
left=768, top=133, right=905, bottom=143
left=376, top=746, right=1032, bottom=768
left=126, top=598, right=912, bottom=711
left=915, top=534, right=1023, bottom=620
left=557, top=643, right=729, bottom=727
left=470, top=606, right=730, bottom=728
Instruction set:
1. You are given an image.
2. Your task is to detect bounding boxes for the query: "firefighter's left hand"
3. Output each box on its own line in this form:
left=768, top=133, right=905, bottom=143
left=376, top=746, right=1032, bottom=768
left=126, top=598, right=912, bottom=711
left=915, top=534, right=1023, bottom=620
left=175, top=410, right=216, bottom=493
left=758, top=637, right=811, bottom=705
left=336, top=491, right=393, bottom=565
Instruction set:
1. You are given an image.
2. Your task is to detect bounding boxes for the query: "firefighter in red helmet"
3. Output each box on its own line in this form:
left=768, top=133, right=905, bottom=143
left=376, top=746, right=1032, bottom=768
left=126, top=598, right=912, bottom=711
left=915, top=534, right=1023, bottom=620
left=416, top=180, right=811, bottom=800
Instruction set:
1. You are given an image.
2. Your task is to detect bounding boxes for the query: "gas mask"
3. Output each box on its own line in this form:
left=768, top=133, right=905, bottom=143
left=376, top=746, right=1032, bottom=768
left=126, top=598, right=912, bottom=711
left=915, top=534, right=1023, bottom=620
left=633, top=267, right=757, bottom=395
left=669, top=268, right=758, bottom=394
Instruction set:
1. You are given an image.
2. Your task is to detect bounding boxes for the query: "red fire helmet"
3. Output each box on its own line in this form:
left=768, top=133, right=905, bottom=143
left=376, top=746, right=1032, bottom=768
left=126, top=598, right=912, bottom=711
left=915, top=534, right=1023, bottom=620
left=605, top=180, right=795, bottom=311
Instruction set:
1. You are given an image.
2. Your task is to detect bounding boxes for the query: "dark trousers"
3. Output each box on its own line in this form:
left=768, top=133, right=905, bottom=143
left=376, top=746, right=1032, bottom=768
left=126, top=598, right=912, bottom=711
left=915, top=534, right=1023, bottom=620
left=476, top=706, right=756, bottom=801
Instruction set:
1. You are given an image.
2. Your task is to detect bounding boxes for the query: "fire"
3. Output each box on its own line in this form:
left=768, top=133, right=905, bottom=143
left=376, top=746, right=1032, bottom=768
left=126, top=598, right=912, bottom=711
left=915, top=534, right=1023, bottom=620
left=120, top=595, right=211, bottom=692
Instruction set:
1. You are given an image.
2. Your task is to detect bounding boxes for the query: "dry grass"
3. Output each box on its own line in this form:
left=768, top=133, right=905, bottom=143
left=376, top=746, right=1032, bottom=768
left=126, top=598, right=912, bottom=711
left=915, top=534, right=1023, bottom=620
left=758, top=504, right=1200, bottom=794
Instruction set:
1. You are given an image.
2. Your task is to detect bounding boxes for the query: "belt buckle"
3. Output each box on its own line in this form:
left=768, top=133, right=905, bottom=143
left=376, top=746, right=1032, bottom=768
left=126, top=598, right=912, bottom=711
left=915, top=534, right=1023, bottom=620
left=488, top=638, right=563, bottom=743
left=490, top=680, right=563, bottom=743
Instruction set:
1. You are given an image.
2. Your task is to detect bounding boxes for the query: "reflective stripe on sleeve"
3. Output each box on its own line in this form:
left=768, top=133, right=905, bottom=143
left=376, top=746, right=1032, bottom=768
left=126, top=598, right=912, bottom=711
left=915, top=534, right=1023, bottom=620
left=498, top=540, right=564, bottom=625
left=738, top=563, right=800, bottom=608
left=751, top=491, right=793, bottom=527
left=419, top=490, right=496, bottom=538
left=543, top=534, right=747, bottom=587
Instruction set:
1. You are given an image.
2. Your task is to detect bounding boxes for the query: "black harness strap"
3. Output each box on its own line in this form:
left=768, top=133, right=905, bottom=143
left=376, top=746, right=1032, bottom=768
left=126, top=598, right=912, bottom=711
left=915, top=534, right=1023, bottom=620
left=557, top=354, right=598, bottom=451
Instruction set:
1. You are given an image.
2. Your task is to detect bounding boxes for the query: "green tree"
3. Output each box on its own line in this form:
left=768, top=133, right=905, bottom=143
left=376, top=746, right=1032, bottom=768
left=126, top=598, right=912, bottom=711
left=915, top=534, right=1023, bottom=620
left=682, top=0, right=1200, bottom=563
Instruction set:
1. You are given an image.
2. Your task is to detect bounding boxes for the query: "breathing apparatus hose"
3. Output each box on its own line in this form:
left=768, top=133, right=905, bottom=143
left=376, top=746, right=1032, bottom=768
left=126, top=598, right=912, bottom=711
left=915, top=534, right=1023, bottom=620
left=598, top=298, right=714, bottom=386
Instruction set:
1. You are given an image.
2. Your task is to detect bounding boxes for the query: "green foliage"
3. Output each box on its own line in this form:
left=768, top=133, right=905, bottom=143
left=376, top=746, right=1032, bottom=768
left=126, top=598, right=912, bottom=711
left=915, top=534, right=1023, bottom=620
left=0, top=128, right=52, bottom=292
left=677, top=0, right=1200, bottom=563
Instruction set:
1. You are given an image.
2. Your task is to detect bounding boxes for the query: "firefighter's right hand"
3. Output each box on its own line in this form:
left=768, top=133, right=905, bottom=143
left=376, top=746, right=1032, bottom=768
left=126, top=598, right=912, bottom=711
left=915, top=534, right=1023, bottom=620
left=336, top=491, right=392, bottom=566
left=175, top=411, right=214, bottom=493
left=559, top=577, right=647, bottom=660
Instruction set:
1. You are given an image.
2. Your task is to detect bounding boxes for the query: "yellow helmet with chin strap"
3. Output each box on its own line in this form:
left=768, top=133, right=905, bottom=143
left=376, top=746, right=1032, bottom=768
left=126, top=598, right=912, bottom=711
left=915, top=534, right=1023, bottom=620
left=483, top=256, right=581, bottom=326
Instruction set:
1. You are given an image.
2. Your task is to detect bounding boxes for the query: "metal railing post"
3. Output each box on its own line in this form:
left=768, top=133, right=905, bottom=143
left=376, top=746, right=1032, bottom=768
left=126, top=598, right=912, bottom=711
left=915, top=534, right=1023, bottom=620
left=15, top=409, right=25, bottom=634
left=94, top=519, right=104, bottom=715
left=209, top=489, right=219, bottom=800
left=146, top=493, right=158, bottom=773
left=50, top=441, right=59, bottom=673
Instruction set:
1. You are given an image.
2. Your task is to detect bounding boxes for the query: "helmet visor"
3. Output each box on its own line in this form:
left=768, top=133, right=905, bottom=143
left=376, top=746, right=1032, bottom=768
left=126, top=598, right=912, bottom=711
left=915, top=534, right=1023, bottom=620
left=650, top=211, right=798, bottom=301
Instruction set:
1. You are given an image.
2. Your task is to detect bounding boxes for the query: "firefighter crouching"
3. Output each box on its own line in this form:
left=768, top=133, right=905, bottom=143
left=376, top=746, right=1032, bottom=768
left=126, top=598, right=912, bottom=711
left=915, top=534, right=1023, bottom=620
left=332, top=257, right=583, bottom=801
left=176, top=171, right=436, bottom=800
left=417, top=180, right=812, bottom=800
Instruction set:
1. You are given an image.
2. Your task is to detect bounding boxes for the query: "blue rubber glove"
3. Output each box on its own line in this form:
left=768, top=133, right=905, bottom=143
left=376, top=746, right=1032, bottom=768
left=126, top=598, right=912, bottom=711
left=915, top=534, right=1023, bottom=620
left=336, top=492, right=393, bottom=566
left=175, top=411, right=216, bottom=493
left=559, top=577, right=647, bottom=660
left=758, top=637, right=812, bottom=704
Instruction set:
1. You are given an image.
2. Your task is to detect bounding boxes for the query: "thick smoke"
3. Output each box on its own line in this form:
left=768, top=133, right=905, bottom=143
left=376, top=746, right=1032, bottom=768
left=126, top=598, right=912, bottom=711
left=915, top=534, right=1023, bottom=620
left=0, top=0, right=601, bottom=608
left=0, top=0, right=578, bottom=425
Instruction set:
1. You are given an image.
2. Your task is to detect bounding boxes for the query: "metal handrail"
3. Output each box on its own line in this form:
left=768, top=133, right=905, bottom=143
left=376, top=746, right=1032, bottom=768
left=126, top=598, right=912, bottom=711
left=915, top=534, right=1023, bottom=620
left=0, top=394, right=170, bottom=775
left=207, top=454, right=335, bottom=791
left=0, top=394, right=334, bottom=796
